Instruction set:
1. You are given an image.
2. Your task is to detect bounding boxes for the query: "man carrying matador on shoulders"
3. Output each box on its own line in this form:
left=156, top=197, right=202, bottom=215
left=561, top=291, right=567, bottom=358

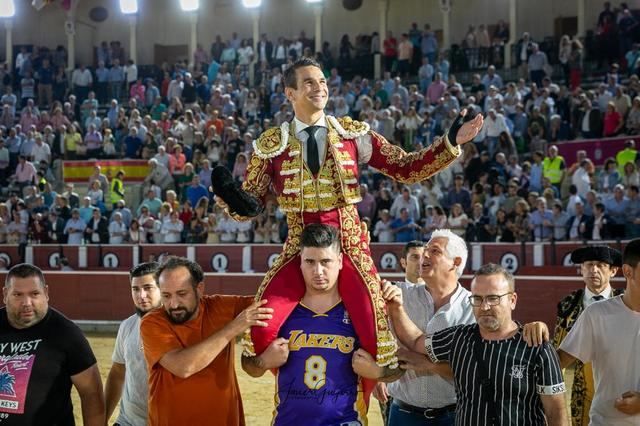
left=212, top=57, right=483, bottom=398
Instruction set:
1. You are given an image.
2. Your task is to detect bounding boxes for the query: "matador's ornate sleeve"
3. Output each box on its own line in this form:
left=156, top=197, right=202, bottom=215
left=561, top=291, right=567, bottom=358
left=222, top=129, right=278, bottom=222
left=367, top=131, right=461, bottom=184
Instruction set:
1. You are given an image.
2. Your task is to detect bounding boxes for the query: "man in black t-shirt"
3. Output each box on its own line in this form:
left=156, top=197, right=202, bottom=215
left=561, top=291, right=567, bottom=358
left=0, top=264, right=104, bottom=426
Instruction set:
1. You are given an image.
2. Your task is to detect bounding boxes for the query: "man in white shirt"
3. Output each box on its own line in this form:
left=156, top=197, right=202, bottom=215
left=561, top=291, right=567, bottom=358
left=108, top=212, right=128, bottom=244
left=104, top=262, right=162, bottom=426
left=71, top=64, right=93, bottom=102
left=373, top=209, right=395, bottom=243
left=559, top=240, right=640, bottom=425
left=30, top=134, right=51, bottom=167
left=482, top=108, right=510, bottom=158
left=161, top=212, right=183, bottom=244
left=216, top=211, right=237, bottom=243
left=378, top=230, right=474, bottom=424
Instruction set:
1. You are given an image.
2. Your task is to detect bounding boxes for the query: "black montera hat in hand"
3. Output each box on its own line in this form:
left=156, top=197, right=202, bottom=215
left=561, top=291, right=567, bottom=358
left=570, top=245, right=622, bottom=267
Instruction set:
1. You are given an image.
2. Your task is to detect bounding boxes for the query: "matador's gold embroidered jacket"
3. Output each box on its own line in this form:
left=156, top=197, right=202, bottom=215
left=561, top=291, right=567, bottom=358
left=235, top=115, right=460, bottom=375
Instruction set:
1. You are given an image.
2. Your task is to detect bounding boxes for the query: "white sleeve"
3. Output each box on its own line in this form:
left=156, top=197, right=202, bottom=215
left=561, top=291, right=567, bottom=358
left=112, top=319, right=127, bottom=364
left=558, top=305, right=595, bottom=364
left=355, top=133, right=373, bottom=164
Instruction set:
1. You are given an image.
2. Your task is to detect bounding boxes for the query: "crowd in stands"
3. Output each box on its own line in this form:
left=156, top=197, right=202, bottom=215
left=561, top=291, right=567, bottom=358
left=0, top=1, right=639, bottom=246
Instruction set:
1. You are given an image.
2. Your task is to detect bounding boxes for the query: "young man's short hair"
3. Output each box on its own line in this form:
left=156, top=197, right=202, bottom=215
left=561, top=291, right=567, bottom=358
left=299, top=223, right=341, bottom=252
left=402, top=240, right=425, bottom=260
left=130, top=261, right=160, bottom=280
left=283, top=57, right=323, bottom=89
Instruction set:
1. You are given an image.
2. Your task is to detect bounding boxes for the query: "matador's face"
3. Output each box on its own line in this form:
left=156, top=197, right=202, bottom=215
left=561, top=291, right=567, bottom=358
left=287, top=66, right=328, bottom=117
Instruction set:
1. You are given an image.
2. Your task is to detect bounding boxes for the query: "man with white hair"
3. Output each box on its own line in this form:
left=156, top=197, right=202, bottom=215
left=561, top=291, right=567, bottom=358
left=380, top=229, right=548, bottom=425
left=373, top=229, right=472, bottom=424
left=153, top=145, right=170, bottom=169
left=108, top=212, right=127, bottom=244
left=144, top=159, right=173, bottom=193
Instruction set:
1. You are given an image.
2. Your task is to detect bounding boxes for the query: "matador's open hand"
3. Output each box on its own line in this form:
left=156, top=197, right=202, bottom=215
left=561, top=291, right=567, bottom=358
left=449, top=108, right=484, bottom=146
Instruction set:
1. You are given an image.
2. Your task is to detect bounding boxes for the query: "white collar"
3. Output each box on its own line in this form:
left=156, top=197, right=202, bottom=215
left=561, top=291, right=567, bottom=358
left=584, top=285, right=612, bottom=301
left=293, top=115, right=327, bottom=135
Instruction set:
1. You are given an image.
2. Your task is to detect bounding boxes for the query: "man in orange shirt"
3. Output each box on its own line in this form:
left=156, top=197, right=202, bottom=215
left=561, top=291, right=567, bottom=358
left=140, top=256, right=273, bottom=426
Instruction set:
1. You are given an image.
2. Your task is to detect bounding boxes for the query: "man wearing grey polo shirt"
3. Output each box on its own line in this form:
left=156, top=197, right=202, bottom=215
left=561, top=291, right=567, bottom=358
left=104, top=262, right=162, bottom=425
left=386, top=229, right=473, bottom=425
left=383, top=229, right=548, bottom=425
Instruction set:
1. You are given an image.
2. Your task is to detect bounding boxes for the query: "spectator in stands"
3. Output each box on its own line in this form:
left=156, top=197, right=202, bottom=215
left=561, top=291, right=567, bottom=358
left=110, top=199, right=132, bottom=228
left=373, top=209, right=394, bottom=243
left=603, top=102, right=624, bottom=137
left=161, top=211, right=183, bottom=244
left=138, top=190, right=162, bottom=217
left=64, top=208, right=86, bottom=245
left=217, top=210, right=237, bottom=243
left=357, top=184, right=377, bottom=223
left=616, top=140, right=638, bottom=174
left=390, top=186, right=420, bottom=222
left=599, top=158, right=621, bottom=194
left=444, top=174, right=472, bottom=213
left=567, top=200, right=592, bottom=241
left=391, top=207, right=420, bottom=243
left=528, top=43, right=549, bottom=86
left=529, top=197, right=553, bottom=241
left=604, top=184, right=629, bottom=239
left=186, top=175, right=208, bottom=210
left=446, top=203, right=468, bottom=237
left=550, top=201, right=569, bottom=241
left=13, top=155, right=37, bottom=194
left=85, top=208, right=109, bottom=244
left=482, top=65, right=504, bottom=90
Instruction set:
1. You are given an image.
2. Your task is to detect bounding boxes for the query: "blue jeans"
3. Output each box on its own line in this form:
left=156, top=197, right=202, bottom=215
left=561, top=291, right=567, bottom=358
left=388, top=401, right=455, bottom=426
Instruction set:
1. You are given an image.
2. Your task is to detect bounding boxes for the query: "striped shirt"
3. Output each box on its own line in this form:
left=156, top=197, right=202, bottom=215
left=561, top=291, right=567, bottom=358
left=426, top=324, right=565, bottom=426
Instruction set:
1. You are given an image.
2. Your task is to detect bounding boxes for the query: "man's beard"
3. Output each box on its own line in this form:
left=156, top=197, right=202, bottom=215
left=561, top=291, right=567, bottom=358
left=167, top=306, right=196, bottom=324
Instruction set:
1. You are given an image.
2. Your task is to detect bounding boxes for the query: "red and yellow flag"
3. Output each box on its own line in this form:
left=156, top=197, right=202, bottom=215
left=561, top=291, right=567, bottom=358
left=63, top=160, right=150, bottom=183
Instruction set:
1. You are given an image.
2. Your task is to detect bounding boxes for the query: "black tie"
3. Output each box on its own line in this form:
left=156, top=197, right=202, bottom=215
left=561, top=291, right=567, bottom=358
left=592, top=295, right=604, bottom=301
left=304, top=126, right=320, bottom=175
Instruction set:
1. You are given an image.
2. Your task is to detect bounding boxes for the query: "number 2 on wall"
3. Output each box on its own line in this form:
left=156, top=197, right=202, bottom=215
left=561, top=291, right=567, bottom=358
left=304, top=355, right=327, bottom=390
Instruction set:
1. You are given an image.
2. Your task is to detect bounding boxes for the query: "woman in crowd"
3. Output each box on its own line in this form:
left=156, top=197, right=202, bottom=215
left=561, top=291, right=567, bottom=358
left=598, top=158, right=621, bottom=194
left=446, top=203, right=469, bottom=237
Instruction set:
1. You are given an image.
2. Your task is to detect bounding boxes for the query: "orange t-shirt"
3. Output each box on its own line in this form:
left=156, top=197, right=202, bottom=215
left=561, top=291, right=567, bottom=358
left=140, top=295, right=253, bottom=426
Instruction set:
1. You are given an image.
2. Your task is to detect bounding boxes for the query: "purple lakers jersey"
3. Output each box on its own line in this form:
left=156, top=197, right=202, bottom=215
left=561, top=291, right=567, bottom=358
left=272, top=302, right=366, bottom=426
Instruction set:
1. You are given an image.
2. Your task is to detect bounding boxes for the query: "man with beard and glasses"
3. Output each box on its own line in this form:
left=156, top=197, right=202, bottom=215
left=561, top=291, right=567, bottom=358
left=139, top=257, right=272, bottom=426
left=104, top=262, right=163, bottom=426
left=0, top=264, right=105, bottom=425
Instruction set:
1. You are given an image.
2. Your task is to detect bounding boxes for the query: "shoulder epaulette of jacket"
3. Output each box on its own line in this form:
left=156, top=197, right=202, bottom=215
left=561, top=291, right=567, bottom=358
left=252, top=126, right=285, bottom=159
left=329, top=115, right=370, bottom=138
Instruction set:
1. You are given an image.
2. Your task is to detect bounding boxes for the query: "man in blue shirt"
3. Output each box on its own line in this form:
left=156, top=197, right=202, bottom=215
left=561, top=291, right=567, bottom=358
left=391, top=208, right=420, bottom=243
left=529, top=197, right=554, bottom=241
left=186, top=175, right=209, bottom=208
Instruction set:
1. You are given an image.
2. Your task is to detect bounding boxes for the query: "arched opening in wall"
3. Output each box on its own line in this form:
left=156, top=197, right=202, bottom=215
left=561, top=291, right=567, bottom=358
left=342, top=0, right=363, bottom=11
left=154, top=44, right=189, bottom=66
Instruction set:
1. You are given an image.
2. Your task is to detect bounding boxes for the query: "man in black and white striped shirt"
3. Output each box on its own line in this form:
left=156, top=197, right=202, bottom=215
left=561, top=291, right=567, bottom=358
left=383, top=263, right=568, bottom=426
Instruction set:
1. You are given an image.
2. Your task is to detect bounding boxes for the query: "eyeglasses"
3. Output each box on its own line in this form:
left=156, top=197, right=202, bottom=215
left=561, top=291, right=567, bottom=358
left=468, top=293, right=513, bottom=307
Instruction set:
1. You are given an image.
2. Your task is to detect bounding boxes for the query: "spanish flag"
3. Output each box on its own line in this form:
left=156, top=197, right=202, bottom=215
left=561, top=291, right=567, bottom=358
left=63, top=160, right=150, bottom=183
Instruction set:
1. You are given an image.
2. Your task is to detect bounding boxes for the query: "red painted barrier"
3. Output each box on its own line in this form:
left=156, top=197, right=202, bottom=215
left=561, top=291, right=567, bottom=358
left=0, top=271, right=625, bottom=337
left=555, top=135, right=629, bottom=166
